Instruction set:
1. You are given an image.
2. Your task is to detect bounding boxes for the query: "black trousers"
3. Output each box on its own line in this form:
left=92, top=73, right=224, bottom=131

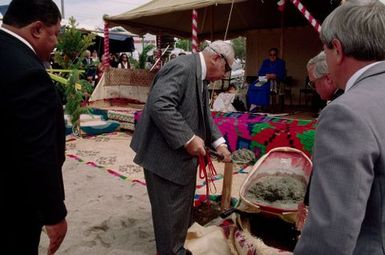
left=4, top=216, right=42, bottom=255
left=144, top=169, right=196, bottom=255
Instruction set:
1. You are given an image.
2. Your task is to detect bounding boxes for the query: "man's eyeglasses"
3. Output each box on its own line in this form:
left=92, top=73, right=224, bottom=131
left=307, top=80, right=316, bottom=90
left=307, top=75, right=326, bottom=90
left=209, top=46, right=232, bottom=73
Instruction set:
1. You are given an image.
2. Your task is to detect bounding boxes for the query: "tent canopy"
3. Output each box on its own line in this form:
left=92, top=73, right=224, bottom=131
left=104, top=0, right=340, bottom=40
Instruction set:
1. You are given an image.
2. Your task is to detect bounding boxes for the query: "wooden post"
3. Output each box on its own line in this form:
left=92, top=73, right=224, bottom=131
left=221, top=162, right=233, bottom=211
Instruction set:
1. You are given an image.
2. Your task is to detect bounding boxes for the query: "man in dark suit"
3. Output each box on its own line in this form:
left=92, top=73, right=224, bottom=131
left=295, top=1, right=385, bottom=254
left=0, top=0, right=67, bottom=254
left=131, top=40, right=234, bottom=255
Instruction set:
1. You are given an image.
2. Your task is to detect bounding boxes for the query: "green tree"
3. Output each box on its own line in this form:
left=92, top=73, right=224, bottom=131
left=175, top=39, right=192, bottom=51
left=199, top=40, right=209, bottom=51
left=53, top=16, right=96, bottom=134
left=137, top=44, right=156, bottom=69
left=231, top=37, right=246, bottom=60
left=54, top=17, right=95, bottom=69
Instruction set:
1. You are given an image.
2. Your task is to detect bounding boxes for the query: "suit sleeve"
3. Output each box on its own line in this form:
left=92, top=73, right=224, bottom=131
left=146, top=62, right=195, bottom=149
left=14, top=69, right=67, bottom=225
left=294, top=103, right=377, bottom=255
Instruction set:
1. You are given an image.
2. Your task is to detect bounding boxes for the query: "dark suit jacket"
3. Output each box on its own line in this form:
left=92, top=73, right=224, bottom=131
left=130, top=54, right=223, bottom=185
left=0, top=29, right=67, bottom=225
left=295, top=62, right=385, bottom=254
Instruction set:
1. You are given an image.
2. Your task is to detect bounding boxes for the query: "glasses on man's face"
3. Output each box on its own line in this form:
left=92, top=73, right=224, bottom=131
left=308, top=75, right=326, bottom=90
left=307, top=80, right=316, bottom=90
left=210, top=46, right=232, bottom=73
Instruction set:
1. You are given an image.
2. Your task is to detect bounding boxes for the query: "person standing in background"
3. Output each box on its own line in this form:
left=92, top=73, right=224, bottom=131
left=0, top=0, right=67, bottom=254
left=131, top=40, right=233, bottom=255
left=294, top=1, right=385, bottom=254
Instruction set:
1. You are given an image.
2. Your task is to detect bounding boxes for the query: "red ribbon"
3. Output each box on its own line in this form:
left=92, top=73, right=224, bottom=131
left=198, top=151, right=217, bottom=205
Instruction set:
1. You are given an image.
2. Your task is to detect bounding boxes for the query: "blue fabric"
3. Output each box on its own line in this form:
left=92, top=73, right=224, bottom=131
left=247, top=58, right=286, bottom=107
left=247, top=82, right=270, bottom=106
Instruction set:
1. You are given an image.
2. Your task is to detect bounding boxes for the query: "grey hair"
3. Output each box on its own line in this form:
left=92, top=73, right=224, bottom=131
left=307, top=51, right=328, bottom=79
left=320, top=0, right=385, bottom=61
left=203, top=40, right=235, bottom=64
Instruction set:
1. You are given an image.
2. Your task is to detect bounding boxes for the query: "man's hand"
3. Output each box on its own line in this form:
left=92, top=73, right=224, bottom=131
left=185, top=136, right=206, bottom=157
left=216, top=144, right=231, bottom=163
left=45, top=219, right=67, bottom=255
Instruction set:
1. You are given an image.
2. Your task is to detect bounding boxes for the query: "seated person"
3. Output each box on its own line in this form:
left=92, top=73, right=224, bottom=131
left=247, top=48, right=286, bottom=112
left=212, top=84, right=237, bottom=112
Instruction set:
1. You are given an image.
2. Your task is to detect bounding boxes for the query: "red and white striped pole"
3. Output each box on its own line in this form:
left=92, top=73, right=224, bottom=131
left=192, top=9, right=199, bottom=53
left=103, top=22, right=110, bottom=69
left=290, top=0, right=321, bottom=33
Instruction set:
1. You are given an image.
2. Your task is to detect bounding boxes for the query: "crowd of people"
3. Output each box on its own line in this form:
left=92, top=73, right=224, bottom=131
left=3, top=0, right=385, bottom=254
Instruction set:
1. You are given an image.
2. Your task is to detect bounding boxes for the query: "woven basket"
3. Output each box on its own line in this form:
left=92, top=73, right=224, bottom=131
left=238, top=147, right=312, bottom=223
left=104, top=68, right=155, bottom=87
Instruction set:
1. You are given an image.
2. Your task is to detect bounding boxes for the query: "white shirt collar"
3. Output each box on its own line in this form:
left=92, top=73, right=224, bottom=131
left=199, top=52, right=206, bottom=81
left=0, top=26, right=36, bottom=54
left=345, top=61, right=382, bottom=91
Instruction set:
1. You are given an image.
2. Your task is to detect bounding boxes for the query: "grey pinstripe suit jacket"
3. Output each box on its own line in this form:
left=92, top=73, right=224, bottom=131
left=294, top=62, right=385, bottom=255
left=130, top=53, right=223, bottom=185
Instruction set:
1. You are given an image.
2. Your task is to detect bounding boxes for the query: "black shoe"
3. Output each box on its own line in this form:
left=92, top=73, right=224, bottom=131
left=186, top=249, right=193, bottom=255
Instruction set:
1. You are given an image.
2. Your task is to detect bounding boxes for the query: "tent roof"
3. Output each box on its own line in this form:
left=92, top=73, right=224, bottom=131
left=104, top=0, right=340, bottom=40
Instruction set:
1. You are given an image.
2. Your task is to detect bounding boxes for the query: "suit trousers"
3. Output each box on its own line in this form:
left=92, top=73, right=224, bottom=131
left=144, top=169, right=196, bottom=255
left=3, top=215, right=42, bottom=255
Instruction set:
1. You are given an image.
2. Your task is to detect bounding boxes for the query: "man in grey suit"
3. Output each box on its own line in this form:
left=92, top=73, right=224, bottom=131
left=294, top=1, right=385, bottom=254
left=130, top=40, right=233, bottom=255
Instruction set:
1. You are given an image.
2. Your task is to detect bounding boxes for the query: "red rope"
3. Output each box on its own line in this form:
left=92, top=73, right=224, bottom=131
left=198, top=151, right=218, bottom=205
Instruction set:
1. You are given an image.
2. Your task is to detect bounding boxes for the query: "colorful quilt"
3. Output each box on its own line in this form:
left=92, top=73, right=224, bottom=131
left=212, top=112, right=316, bottom=159
left=134, top=111, right=316, bottom=159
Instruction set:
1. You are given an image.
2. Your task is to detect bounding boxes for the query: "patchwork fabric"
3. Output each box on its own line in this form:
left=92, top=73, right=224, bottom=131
left=135, top=111, right=316, bottom=159
left=211, top=112, right=316, bottom=159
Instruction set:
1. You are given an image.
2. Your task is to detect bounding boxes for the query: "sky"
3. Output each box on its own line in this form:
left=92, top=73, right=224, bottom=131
left=0, top=0, right=151, bottom=29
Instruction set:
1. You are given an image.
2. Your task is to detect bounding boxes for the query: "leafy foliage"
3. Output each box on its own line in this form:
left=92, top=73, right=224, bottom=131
left=53, top=16, right=95, bottom=133
left=54, top=17, right=95, bottom=69
left=231, top=37, right=246, bottom=61
left=175, top=39, right=192, bottom=52
left=137, top=44, right=155, bottom=69
left=199, top=40, right=209, bottom=51
left=64, top=70, right=89, bottom=134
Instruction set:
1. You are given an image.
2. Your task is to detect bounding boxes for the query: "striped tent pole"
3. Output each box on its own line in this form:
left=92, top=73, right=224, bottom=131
left=103, top=22, right=110, bottom=69
left=290, top=0, right=321, bottom=33
left=192, top=9, right=199, bottom=53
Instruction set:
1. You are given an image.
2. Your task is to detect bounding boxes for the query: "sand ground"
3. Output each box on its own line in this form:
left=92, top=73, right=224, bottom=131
left=39, top=159, right=156, bottom=255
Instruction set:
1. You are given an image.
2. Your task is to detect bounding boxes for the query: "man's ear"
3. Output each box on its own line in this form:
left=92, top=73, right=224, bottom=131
left=332, top=39, right=344, bottom=65
left=30, top=21, right=44, bottom=39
